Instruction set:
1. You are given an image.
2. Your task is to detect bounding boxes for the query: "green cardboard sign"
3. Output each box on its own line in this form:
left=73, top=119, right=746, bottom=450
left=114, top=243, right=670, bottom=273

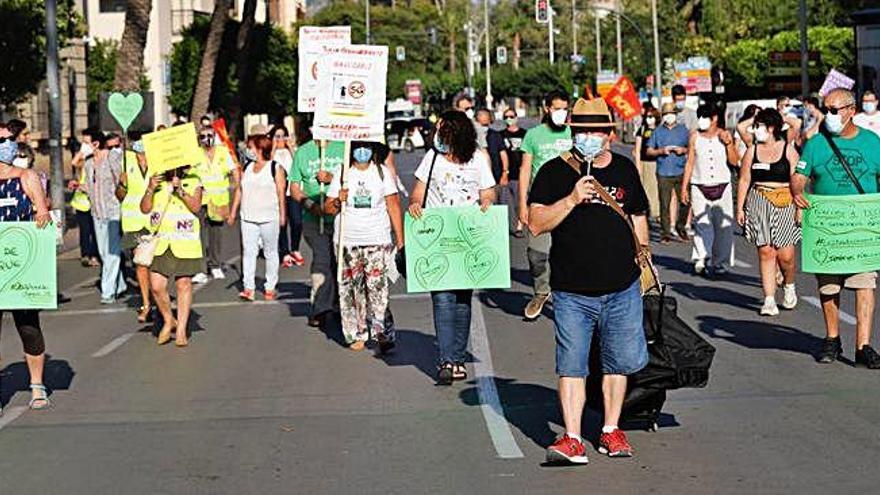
left=107, top=92, right=144, bottom=131
left=405, top=205, right=511, bottom=292
left=802, top=193, right=880, bottom=274
left=0, top=223, right=57, bottom=309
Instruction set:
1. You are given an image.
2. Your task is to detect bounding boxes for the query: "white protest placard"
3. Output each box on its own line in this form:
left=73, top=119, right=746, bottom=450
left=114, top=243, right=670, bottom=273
left=313, top=44, right=388, bottom=142
left=819, top=68, right=855, bottom=97
left=297, top=26, right=351, bottom=112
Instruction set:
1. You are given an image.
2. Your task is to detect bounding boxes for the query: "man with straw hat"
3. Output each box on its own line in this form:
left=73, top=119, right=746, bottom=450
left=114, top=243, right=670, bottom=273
left=528, top=97, right=651, bottom=464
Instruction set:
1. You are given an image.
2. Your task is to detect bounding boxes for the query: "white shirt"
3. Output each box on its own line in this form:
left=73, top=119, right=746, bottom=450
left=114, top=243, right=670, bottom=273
left=327, top=164, right=397, bottom=246
left=272, top=148, right=294, bottom=196
left=854, top=112, right=880, bottom=138
left=691, top=134, right=732, bottom=185
left=414, top=150, right=495, bottom=208
left=240, top=161, right=280, bottom=223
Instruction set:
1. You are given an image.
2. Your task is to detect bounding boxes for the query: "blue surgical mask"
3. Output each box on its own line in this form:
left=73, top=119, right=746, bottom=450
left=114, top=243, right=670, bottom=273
left=433, top=133, right=448, bottom=154
left=825, top=114, right=845, bottom=135
left=353, top=146, right=373, bottom=164
left=132, top=140, right=145, bottom=154
left=0, top=139, right=18, bottom=165
left=574, top=133, right=605, bottom=159
left=675, top=101, right=686, bottom=111
left=864, top=102, right=877, bottom=114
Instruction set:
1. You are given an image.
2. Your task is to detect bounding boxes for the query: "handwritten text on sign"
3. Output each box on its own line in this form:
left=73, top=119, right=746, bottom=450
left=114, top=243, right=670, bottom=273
left=0, top=223, right=57, bottom=309
left=142, top=123, right=204, bottom=175
left=404, top=206, right=511, bottom=292
left=802, top=194, right=880, bottom=274
left=297, top=26, right=351, bottom=112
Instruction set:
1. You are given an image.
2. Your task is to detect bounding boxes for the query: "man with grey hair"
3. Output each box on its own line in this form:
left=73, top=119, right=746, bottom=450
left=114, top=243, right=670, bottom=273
left=792, top=88, right=880, bottom=369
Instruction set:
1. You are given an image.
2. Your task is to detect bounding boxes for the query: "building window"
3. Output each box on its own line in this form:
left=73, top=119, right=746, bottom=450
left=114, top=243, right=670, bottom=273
left=99, top=0, right=127, bottom=13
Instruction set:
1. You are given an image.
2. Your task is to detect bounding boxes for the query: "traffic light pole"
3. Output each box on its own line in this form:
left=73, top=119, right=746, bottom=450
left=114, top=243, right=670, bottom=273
left=798, top=0, right=809, bottom=99
left=548, top=7, right=555, bottom=64
left=484, top=0, right=493, bottom=107
left=45, top=0, right=66, bottom=231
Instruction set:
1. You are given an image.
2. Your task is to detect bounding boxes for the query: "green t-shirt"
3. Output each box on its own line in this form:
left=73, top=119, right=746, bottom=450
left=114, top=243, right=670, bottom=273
left=796, top=129, right=880, bottom=195
left=521, top=124, right=572, bottom=182
left=289, top=140, right=346, bottom=222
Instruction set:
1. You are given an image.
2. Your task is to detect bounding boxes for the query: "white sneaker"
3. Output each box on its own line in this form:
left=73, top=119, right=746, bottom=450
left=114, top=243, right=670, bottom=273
left=211, top=267, right=226, bottom=280
left=782, top=284, right=798, bottom=309
left=760, top=297, right=780, bottom=316
left=192, top=272, right=209, bottom=284
left=694, top=260, right=706, bottom=275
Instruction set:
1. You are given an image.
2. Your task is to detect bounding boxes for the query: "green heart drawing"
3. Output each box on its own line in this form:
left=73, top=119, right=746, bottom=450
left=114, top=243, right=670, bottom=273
left=465, top=247, right=499, bottom=284
left=811, top=247, right=829, bottom=266
left=108, top=92, right=144, bottom=131
left=414, top=255, right=449, bottom=289
left=458, top=210, right=497, bottom=248
left=0, top=226, right=38, bottom=294
left=411, top=214, right=444, bottom=250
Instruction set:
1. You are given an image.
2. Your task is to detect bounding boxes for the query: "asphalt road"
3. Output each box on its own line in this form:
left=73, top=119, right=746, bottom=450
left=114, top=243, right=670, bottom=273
left=2, top=147, right=880, bottom=494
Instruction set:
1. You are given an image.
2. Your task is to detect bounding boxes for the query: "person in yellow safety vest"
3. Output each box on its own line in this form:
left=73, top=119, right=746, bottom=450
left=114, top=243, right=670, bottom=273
left=68, top=128, right=100, bottom=267
left=116, top=139, right=153, bottom=324
left=140, top=165, right=204, bottom=348
left=192, top=125, right=241, bottom=283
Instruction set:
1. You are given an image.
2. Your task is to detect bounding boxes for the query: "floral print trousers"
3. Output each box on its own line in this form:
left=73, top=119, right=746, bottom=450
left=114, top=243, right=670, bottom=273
left=340, top=244, right=394, bottom=344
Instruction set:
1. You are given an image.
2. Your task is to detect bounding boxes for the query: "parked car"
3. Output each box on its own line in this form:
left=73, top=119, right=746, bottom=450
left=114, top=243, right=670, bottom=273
left=385, top=117, right=431, bottom=152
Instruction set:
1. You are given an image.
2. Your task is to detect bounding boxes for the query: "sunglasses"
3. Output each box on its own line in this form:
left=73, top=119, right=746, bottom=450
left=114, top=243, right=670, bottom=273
left=504, top=115, right=516, bottom=119
left=274, top=135, right=288, bottom=140
left=107, top=144, right=121, bottom=150
left=0, top=137, right=7, bottom=144
left=199, top=134, right=214, bottom=139
left=823, top=104, right=854, bottom=115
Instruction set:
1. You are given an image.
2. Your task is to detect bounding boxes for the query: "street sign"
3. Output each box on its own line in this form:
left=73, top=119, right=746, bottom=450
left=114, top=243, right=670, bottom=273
left=536, top=0, right=550, bottom=24
left=396, top=46, right=406, bottom=62
left=674, top=56, right=712, bottom=94
left=596, top=70, right=619, bottom=97
left=497, top=46, right=508, bottom=64
left=405, top=79, right=422, bottom=105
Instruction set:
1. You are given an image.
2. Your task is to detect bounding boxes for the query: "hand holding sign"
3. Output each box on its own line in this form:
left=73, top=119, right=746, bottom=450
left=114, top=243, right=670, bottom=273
left=142, top=123, right=204, bottom=175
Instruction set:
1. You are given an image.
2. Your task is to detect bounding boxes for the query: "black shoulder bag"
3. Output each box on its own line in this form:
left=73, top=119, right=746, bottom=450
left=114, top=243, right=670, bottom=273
left=395, top=150, right=440, bottom=277
left=821, top=129, right=865, bottom=194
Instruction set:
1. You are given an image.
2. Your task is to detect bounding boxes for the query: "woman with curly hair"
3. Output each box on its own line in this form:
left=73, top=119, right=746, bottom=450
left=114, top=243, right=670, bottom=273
left=409, top=110, right=496, bottom=385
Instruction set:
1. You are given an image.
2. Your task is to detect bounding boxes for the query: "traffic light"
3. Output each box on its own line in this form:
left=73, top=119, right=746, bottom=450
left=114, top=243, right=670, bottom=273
left=536, top=0, right=550, bottom=24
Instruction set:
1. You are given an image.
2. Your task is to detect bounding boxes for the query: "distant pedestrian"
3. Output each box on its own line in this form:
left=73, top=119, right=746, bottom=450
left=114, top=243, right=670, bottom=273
left=69, top=128, right=101, bottom=267
left=500, top=109, right=527, bottom=236
left=672, top=84, right=697, bottom=131
left=325, top=141, right=404, bottom=353
left=117, top=138, right=153, bottom=323
left=854, top=90, right=880, bottom=138
left=409, top=110, right=495, bottom=385
left=681, top=104, right=739, bottom=275
left=792, top=88, right=880, bottom=368
left=737, top=108, right=801, bottom=316
left=633, top=105, right=661, bottom=220
left=271, top=124, right=305, bottom=268
left=776, top=96, right=802, bottom=144
left=647, top=102, right=691, bottom=243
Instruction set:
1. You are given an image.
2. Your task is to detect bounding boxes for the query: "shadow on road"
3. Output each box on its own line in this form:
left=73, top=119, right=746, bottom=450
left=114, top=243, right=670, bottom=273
left=376, top=329, right=438, bottom=380
left=0, top=355, right=75, bottom=408
left=696, top=314, right=824, bottom=357
left=669, top=281, right=758, bottom=312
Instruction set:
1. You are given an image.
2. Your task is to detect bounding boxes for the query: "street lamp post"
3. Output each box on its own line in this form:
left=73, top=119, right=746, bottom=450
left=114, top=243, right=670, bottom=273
left=651, top=0, right=662, bottom=98
left=595, top=14, right=602, bottom=72
left=548, top=6, right=555, bottom=64
left=484, top=0, right=493, bottom=108
left=45, top=0, right=65, bottom=230
left=798, top=0, right=809, bottom=99
left=615, top=0, right=622, bottom=75
left=365, top=0, right=371, bottom=44
left=571, top=0, right=578, bottom=58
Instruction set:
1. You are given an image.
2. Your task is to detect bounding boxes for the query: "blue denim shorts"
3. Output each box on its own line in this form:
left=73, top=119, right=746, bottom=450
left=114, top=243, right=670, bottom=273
left=553, top=280, right=648, bottom=377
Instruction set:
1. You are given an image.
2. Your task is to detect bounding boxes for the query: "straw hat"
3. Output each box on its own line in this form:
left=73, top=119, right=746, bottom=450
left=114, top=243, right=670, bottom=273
left=569, top=97, right=614, bottom=128
left=660, top=102, right=678, bottom=115
left=248, top=123, right=270, bottom=136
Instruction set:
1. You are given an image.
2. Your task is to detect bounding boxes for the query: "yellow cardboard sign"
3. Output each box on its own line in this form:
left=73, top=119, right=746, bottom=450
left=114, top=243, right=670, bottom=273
left=143, top=123, right=204, bottom=174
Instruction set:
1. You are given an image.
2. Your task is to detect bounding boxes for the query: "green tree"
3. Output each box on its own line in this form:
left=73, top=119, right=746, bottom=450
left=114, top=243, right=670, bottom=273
left=86, top=39, right=150, bottom=105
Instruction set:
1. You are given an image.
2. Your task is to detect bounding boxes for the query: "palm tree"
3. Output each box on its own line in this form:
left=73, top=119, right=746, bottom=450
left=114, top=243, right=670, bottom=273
left=190, top=0, right=232, bottom=122
left=227, top=0, right=257, bottom=140
left=113, top=0, right=151, bottom=91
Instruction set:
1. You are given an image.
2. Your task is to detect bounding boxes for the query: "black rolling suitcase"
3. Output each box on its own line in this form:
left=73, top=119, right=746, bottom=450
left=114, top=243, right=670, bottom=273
left=586, top=290, right=715, bottom=430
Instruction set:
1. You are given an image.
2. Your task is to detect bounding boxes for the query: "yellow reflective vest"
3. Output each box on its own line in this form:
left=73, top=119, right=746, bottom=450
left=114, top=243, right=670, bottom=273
left=196, top=146, right=233, bottom=208
left=70, top=167, right=90, bottom=212
left=150, top=174, right=203, bottom=259
left=121, top=151, right=150, bottom=232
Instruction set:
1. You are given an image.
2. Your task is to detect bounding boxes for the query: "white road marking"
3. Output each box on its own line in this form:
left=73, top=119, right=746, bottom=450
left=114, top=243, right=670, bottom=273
left=91, top=332, right=138, bottom=358
left=802, top=296, right=857, bottom=325
left=735, top=258, right=753, bottom=269
left=0, top=406, right=27, bottom=431
left=470, top=295, right=524, bottom=459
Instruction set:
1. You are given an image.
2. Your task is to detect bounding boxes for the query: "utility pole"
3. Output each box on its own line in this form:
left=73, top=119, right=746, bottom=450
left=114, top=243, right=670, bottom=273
left=465, top=22, right=475, bottom=96
left=365, top=0, right=371, bottom=44
left=651, top=0, right=662, bottom=98
left=798, top=0, right=809, bottom=99
left=615, top=0, right=622, bottom=75
left=595, top=14, right=602, bottom=72
left=484, top=0, right=493, bottom=108
left=45, top=0, right=65, bottom=230
left=571, top=0, right=577, bottom=58
left=548, top=6, right=555, bottom=64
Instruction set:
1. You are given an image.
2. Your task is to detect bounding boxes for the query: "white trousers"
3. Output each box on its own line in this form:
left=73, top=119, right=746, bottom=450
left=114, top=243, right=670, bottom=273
left=690, top=184, right=734, bottom=269
left=241, top=219, right=280, bottom=291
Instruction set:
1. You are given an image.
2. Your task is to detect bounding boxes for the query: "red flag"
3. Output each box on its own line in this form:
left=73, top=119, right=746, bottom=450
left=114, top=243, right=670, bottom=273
left=603, top=76, right=642, bottom=121
left=211, top=118, right=240, bottom=166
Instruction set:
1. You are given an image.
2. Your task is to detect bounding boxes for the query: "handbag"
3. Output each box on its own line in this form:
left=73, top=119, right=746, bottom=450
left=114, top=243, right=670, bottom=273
left=755, top=185, right=793, bottom=208
left=561, top=152, right=660, bottom=295
left=133, top=190, right=172, bottom=267
left=398, top=150, right=441, bottom=278
left=695, top=183, right=728, bottom=202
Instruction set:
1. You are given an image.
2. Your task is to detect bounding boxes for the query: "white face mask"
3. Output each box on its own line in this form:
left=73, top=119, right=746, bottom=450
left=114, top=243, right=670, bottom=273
left=550, top=109, right=568, bottom=127
left=464, top=109, right=475, bottom=120
left=825, top=113, right=845, bottom=135
left=754, top=126, right=770, bottom=143
left=663, top=114, right=677, bottom=126
left=645, top=116, right=656, bottom=127
left=697, top=117, right=712, bottom=131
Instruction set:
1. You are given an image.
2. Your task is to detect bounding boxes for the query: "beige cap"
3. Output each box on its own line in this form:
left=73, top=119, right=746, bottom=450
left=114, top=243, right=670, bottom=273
left=248, top=123, right=270, bottom=136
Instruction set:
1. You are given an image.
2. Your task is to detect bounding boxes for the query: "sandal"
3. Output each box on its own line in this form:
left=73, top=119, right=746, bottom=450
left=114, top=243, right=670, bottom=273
left=157, top=320, right=177, bottom=346
left=29, top=384, right=50, bottom=410
left=453, top=364, right=467, bottom=381
left=437, top=362, right=454, bottom=386
left=137, top=305, right=152, bottom=324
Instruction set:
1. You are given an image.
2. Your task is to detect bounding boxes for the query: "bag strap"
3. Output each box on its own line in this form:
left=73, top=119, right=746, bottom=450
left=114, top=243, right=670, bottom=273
left=821, top=129, right=865, bottom=194
left=421, top=150, right=440, bottom=208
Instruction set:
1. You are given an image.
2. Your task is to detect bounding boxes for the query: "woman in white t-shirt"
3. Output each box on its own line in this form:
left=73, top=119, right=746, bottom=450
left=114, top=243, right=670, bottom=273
left=270, top=124, right=305, bottom=268
left=325, top=142, right=404, bottom=352
left=229, top=132, right=288, bottom=301
left=408, top=110, right=496, bottom=385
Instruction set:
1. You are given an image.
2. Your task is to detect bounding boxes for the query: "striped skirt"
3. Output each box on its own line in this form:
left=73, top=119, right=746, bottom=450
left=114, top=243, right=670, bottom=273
left=744, top=188, right=801, bottom=248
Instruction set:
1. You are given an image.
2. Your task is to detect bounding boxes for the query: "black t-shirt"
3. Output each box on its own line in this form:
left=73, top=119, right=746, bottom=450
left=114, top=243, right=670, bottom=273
left=501, top=127, right=527, bottom=179
left=528, top=152, right=649, bottom=296
left=486, top=129, right=506, bottom=181
left=636, top=125, right=655, bottom=162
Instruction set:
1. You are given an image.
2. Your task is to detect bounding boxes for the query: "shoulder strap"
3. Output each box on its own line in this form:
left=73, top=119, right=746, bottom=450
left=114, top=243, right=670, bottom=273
left=821, top=129, right=865, bottom=194
left=422, top=150, right=440, bottom=208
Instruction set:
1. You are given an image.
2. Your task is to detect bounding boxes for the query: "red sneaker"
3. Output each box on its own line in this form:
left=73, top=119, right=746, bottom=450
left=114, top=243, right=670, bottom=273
left=239, top=289, right=255, bottom=302
left=598, top=429, right=633, bottom=457
left=291, top=251, right=305, bottom=266
left=545, top=434, right=589, bottom=465
left=281, top=255, right=295, bottom=268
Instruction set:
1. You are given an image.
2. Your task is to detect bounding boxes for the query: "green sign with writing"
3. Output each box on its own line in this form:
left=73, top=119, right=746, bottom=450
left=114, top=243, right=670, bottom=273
left=802, top=194, right=880, bottom=274
left=0, top=223, right=57, bottom=309
left=405, top=206, right=511, bottom=292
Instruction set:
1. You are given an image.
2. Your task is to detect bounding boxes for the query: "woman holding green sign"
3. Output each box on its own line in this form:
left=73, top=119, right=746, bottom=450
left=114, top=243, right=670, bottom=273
left=0, top=128, right=52, bottom=410
left=409, top=110, right=496, bottom=385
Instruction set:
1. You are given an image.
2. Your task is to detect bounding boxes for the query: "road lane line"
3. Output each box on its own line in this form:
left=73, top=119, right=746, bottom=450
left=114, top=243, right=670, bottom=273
left=802, top=296, right=857, bottom=325
left=0, top=406, right=27, bottom=431
left=91, top=332, right=138, bottom=357
left=470, top=295, right=524, bottom=459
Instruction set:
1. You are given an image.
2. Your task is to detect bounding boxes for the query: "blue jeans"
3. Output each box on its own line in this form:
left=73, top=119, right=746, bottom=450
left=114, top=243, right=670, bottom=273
left=278, top=197, right=303, bottom=256
left=553, top=280, right=648, bottom=377
left=431, top=289, right=472, bottom=365
left=93, top=218, right=126, bottom=300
